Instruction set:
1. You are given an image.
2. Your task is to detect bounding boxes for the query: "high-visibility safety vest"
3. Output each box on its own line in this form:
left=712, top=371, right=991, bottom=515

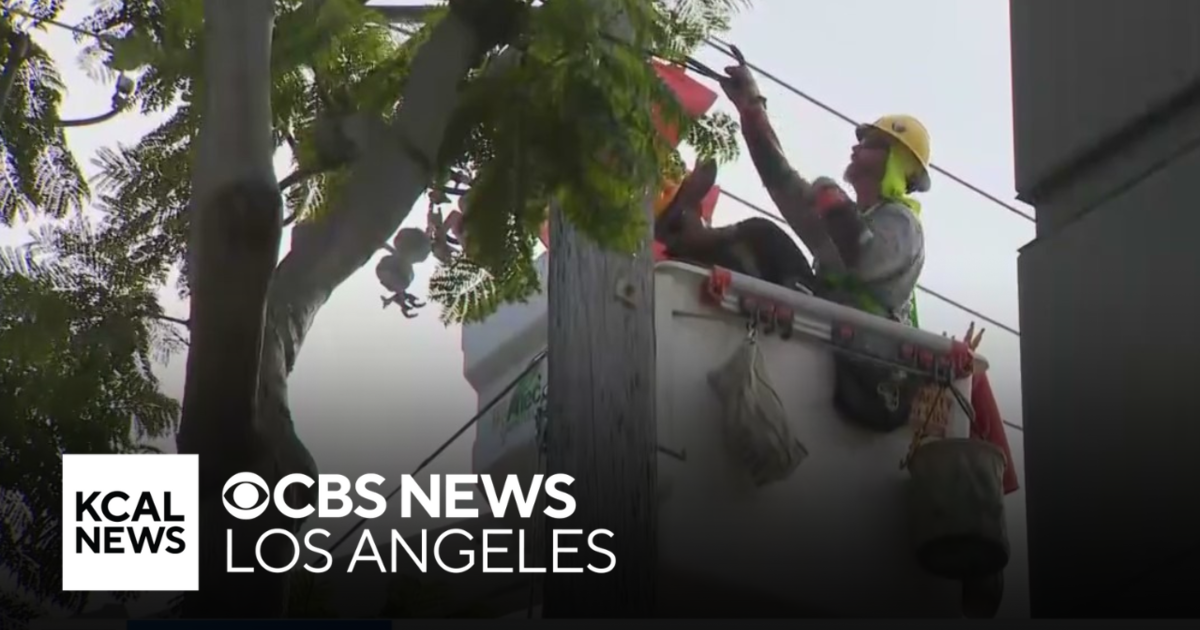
left=817, top=201, right=920, bottom=328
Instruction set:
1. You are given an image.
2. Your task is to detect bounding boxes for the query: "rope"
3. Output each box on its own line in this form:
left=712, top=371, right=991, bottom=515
left=703, top=36, right=1036, bottom=225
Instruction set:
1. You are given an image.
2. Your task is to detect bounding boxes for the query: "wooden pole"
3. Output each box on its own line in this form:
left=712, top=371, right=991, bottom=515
left=541, top=1, right=658, bottom=617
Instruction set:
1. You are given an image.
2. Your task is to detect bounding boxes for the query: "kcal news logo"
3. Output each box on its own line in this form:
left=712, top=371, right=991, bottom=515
left=61, top=454, right=200, bottom=592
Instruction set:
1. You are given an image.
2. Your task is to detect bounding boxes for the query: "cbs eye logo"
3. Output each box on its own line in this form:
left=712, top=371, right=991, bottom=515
left=222, top=472, right=271, bottom=520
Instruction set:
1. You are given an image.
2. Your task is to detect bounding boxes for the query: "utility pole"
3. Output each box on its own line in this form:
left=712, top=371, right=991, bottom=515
left=542, top=0, right=658, bottom=618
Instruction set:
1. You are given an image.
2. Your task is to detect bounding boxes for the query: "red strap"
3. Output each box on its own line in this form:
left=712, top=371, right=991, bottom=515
left=702, top=267, right=733, bottom=305
left=814, top=186, right=850, bottom=217
left=948, top=339, right=975, bottom=378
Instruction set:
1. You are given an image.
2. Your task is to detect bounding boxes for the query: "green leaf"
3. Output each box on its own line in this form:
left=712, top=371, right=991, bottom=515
left=161, top=0, right=205, bottom=40
left=106, top=31, right=160, bottom=71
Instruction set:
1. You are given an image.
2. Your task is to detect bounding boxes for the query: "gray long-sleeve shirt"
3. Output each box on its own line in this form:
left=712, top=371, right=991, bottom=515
left=825, top=194, right=925, bottom=322
left=739, top=107, right=924, bottom=322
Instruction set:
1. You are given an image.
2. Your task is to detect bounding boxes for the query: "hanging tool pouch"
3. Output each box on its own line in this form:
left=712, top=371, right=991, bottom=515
left=832, top=357, right=922, bottom=433
left=818, top=278, right=920, bottom=433
left=708, top=330, right=809, bottom=487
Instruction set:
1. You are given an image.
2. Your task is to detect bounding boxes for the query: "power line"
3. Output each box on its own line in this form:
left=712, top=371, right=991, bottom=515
left=703, top=36, right=1036, bottom=225
left=326, top=350, right=548, bottom=554
left=16, top=4, right=1031, bottom=229
left=22, top=11, right=1023, bottom=371
left=337, top=330, right=1022, bottom=556
left=716, top=188, right=1022, bottom=338
left=12, top=8, right=1025, bottom=448
left=4, top=7, right=110, bottom=46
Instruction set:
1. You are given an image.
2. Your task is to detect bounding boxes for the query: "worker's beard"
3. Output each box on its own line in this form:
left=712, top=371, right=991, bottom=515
left=842, top=163, right=870, bottom=191
left=843, top=162, right=882, bottom=194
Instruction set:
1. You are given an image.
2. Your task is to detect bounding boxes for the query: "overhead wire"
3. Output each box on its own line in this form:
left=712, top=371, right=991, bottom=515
left=674, top=37, right=1025, bottom=337
left=703, top=36, right=1036, bottom=225
left=715, top=188, right=1022, bottom=337
left=325, top=350, right=548, bottom=555
left=12, top=13, right=1026, bottom=494
left=4, top=6, right=110, bottom=47
left=315, top=26, right=1034, bottom=549
left=344, top=312, right=1023, bottom=557
left=19, top=8, right=1022, bottom=338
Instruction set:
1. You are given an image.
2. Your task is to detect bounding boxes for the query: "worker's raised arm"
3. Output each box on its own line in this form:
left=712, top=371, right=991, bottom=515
left=722, top=66, right=846, bottom=272
left=741, top=107, right=834, bottom=263
left=738, top=103, right=807, bottom=204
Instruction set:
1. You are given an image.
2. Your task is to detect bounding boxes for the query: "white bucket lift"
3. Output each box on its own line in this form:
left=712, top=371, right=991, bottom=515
left=461, top=255, right=1019, bottom=617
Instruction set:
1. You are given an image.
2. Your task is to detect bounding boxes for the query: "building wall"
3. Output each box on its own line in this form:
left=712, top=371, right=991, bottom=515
left=1009, top=0, right=1200, bottom=618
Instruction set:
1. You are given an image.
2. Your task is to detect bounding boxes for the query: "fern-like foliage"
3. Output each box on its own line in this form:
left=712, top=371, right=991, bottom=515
left=0, top=0, right=752, bottom=618
left=72, top=0, right=438, bottom=298
left=0, top=234, right=181, bottom=619
left=71, top=0, right=747, bottom=326
left=427, top=0, right=749, bottom=324
left=0, top=1, right=89, bottom=225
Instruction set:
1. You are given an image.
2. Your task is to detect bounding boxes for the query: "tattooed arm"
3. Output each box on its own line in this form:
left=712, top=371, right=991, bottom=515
left=738, top=103, right=846, bottom=272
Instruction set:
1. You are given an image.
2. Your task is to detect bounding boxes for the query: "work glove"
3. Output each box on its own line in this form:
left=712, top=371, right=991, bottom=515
left=654, top=158, right=718, bottom=241
left=810, top=177, right=853, bottom=218
left=720, top=64, right=765, bottom=112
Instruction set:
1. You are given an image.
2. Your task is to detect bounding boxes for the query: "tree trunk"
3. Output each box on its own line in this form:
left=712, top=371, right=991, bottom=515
left=177, top=0, right=288, bottom=618
left=542, top=0, right=659, bottom=616
left=179, top=0, right=516, bottom=617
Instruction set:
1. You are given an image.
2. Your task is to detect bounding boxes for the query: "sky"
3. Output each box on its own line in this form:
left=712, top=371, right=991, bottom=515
left=1, top=0, right=1033, bottom=618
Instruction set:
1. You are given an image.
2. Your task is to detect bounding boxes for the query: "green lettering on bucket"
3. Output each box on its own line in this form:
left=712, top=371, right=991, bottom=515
left=492, top=364, right=547, bottom=437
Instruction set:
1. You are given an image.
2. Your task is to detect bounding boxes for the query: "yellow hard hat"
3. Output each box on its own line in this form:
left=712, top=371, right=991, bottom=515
left=857, top=114, right=932, bottom=193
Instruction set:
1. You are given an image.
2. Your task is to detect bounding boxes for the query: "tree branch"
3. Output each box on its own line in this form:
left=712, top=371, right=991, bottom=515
left=365, top=3, right=440, bottom=24
left=278, top=169, right=310, bottom=191
left=56, top=76, right=135, bottom=127
left=153, top=313, right=190, bottom=327
left=55, top=108, right=121, bottom=127
left=252, top=0, right=524, bottom=532
left=0, top=30, right=31, bottom=118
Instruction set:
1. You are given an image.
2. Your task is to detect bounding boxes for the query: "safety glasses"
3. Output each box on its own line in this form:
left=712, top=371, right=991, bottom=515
left=855, top=125, right=893, bottom=151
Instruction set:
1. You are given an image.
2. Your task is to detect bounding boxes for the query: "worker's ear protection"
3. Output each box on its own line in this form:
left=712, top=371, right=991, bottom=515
left=906, top=169, right=932, bottom=194
left=856, top=123, right=931, bottom=194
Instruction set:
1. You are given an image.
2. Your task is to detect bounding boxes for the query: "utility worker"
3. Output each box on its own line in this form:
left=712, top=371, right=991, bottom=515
left=718, top=62, right=931, bottom=327
left=716, top=61, right=1009, bottom=616
left=657, top=72, right=930, bottom=328
left=654, top=59, right=936, bottom=436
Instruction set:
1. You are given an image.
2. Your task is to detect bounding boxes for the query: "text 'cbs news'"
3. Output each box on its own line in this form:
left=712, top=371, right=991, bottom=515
left=61, top=454, right=614, bottom=592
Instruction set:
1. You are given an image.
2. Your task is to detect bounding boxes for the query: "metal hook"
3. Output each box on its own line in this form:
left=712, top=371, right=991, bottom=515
left=745, top=318, right=758, bottom=341
left=758, top=303, right=777, bottom=336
